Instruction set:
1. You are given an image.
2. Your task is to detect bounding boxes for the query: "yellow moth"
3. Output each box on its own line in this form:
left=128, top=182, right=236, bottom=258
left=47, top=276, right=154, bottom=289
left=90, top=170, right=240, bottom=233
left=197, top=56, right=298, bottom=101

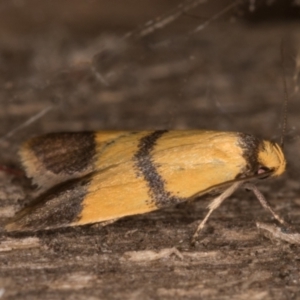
left=5, top=129, right=287, bottom=241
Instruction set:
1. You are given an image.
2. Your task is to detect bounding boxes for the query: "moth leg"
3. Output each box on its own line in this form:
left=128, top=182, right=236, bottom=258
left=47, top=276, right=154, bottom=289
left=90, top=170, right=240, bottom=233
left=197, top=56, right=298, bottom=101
left=243, top=183, right=287, bottom=226
left=192, top=181, right=242, bottom=243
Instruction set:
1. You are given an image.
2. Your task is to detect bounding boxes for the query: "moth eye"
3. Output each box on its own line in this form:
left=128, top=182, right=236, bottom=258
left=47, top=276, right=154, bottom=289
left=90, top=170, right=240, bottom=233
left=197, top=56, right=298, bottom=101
left=256, top=166, right=273, bottom=179
left=257, top=167, right=270, bottom=175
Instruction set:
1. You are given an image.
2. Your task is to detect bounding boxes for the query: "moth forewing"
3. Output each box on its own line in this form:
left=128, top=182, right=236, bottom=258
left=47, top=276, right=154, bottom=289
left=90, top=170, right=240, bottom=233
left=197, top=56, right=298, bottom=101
left=5, top=130, right=286, bottom=237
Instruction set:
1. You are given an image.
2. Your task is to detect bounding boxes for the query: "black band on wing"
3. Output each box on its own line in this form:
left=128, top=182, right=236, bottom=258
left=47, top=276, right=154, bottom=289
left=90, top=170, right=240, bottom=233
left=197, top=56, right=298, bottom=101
left=134, top=130, right=185, bottom=207
left=237, top=133, right=262, bottom=177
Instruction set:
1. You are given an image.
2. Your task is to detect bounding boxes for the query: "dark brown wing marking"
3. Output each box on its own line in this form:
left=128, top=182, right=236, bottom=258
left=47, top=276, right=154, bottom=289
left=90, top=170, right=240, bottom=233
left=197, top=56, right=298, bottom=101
left=237, top=133, right=262, bottom=177
left=5, top=174, right=93, bottom=231
left=134, top=130, right=185, bottom=207
left=26, top=132, right=97, bottom=175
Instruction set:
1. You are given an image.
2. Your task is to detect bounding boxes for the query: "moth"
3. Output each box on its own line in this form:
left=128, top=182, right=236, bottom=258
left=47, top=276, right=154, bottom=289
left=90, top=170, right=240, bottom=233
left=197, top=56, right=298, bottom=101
left=5, top=130, right=287, bottom=241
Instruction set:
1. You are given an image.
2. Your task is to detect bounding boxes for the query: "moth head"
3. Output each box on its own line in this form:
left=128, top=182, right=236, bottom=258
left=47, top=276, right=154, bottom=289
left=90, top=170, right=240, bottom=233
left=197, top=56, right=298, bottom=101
left=257, top=141, right=286, bottom=177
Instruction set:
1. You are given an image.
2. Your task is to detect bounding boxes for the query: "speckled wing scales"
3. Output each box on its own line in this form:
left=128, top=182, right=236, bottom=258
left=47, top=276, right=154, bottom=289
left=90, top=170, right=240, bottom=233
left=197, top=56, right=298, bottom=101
left=73, top=130, right=254, bottom=227
left=6, top=130, right=277, bottom=232
left=6, top=131, right=154, bottom=231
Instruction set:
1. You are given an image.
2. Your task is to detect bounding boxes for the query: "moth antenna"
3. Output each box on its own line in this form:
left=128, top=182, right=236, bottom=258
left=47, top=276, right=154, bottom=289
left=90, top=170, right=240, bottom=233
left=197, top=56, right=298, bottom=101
left=280, top=41, right=289, bottom=149
left=123, top=0, right=207, bottom=40
left=193, top=1, right=239, bottom=33
left=123, top=0, right=239, bottom=40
